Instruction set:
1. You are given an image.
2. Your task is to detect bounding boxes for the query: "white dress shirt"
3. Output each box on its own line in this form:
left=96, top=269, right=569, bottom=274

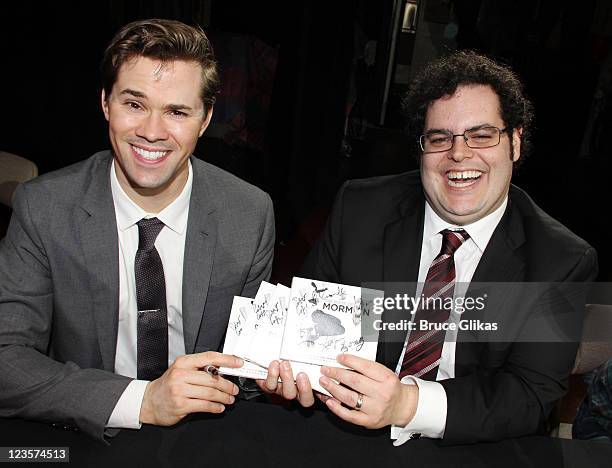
left=391, top=197, right=507, bottom=445
left=106, top=160, right=192, bottom=428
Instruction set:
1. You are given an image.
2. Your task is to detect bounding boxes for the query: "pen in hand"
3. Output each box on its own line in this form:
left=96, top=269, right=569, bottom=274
left=203, top=364, right=219, bottom=376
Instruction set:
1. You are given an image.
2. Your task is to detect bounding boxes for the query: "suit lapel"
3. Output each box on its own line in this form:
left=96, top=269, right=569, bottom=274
left=471, top=197, right=526, bottom=284
left=182, top=160, right=217, bottom=354
left=78, top=154, right=119, bottom=372
left=382, top=206, right=424, bottom=284
left=455, top=197, right=526, bottom=371
left=378, top=190, right=425, bottom=369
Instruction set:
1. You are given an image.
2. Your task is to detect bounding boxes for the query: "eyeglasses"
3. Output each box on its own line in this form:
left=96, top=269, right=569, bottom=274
left=419, top=126, right=507, bottom=153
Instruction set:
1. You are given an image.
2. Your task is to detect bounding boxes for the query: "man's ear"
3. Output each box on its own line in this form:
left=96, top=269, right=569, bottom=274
left=512, top=127, right=522, bottom=162
left=199, top=106, right=214, bottom=137
left=101, top=89, right=110, bottom=121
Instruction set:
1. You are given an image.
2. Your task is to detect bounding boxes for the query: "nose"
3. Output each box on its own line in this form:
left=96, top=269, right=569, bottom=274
left=136, top=111, right=169, bottom=142
left=447, top=134, right=472, bottom=162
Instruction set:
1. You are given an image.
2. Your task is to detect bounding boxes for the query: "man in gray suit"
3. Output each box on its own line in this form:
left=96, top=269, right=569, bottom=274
left=0, top=19, right=274, bottom=441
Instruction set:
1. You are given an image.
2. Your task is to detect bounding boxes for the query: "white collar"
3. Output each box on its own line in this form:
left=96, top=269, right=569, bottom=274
left=423, top=197, right=508, bottom=253
left=110, top=159, right=193, bottom=235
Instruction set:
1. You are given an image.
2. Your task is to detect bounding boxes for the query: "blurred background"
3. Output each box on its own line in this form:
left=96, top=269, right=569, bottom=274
left=2, top=0, right=611, bottom=281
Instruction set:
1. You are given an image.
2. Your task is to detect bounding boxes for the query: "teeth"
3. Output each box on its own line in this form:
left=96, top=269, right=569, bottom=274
left=449, top=178, right=476, bottom=187
left=447, top=170, right=482, bottom=187
left=447, top=170, right=482, bottom=180
left=132, top=145, right=168, bottom=160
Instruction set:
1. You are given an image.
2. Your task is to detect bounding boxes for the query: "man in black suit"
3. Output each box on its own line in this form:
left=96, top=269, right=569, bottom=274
left=261, top=51, right=598, bottom=444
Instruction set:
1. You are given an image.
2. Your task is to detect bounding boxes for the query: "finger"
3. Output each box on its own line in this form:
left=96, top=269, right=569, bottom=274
left=264, top=361, right=281, bottom=392
left=320, top=366, right=373, bottom=396
left=183, top=370, right=239, bottom=396
left=255, top=379, right=271, bottom=393
left=295, top=373, right=315, bottom=407
left=319, top=375, right=364, bottom=411
left=174, top=352, right=244, bottom=370
left=317, top=393, right=331, bottom=404
left=182, top=398, right=226, bottom=415
left=184, top=384, right=236, bottom=405
left=336, top=354, right=390, bottom=382
left=325, top=397, right=368, bottom=426
left=279, top=360, right=297, bottom=400
left=256, top=378, right=286, bottom=397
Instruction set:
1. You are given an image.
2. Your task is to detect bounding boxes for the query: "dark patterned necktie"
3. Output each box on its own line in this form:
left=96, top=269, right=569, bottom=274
left=135, top=217, right=168, bottom=380
left=399, top=229, right=470, bottom=380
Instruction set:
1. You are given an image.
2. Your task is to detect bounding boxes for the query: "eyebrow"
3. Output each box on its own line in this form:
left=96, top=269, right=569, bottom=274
left=425, top=123, right=497, bottom=134
left=166, top=103, right=195, bottom=112
left=119, top=88, right=147, bottom=99
left=118, top=89, right=195, bottom=112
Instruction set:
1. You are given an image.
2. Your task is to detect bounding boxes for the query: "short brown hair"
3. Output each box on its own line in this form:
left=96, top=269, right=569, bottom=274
left=101, top=18, right=219, bottom=111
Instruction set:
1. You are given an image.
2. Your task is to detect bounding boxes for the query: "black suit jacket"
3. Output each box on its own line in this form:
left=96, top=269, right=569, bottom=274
left=301, top=170, right=598, bottom=444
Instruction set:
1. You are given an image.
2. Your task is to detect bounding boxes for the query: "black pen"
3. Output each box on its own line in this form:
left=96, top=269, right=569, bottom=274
left=203, top=364, right=219, bottom=376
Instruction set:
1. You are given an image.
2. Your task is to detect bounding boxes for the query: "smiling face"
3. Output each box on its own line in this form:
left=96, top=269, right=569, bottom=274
left=420, top=84, right=521, bottom=226
left=102, top=56, right=212, bottom=211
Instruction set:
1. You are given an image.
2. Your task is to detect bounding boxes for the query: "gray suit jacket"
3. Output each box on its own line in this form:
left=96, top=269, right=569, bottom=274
left=0, top=151, right=274, bottom=441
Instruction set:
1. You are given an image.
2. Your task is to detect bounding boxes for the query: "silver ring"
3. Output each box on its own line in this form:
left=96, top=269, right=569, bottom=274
left=355, top=393, right=364, bottom=410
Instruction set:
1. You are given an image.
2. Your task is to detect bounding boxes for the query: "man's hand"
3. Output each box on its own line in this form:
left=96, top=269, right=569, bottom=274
left=255, top=360, right=316, bottom=407
left=318, top=354, right=418, bottom=429
left=139, top=352, right=242, bottom=426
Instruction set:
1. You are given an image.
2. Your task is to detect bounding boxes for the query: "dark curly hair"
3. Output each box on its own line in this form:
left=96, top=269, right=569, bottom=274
left=403, top=50, right=534, bottom=167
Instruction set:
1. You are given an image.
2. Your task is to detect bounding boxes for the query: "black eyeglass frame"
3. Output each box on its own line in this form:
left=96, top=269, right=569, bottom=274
left=419, top=126, right=508, bottom=153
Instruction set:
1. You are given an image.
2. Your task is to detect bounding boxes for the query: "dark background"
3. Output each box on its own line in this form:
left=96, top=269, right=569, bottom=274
left=2, top=0, right=611, bottom=281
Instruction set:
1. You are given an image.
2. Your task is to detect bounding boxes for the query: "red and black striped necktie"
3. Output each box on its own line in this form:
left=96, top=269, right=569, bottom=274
left=399, top=229, right=470, bottom=380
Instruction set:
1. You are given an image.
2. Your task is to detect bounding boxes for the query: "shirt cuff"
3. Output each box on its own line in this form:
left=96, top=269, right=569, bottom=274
left=106, top=379, right=149, bottom=429
left=390, top=376, right=447, bottom=446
